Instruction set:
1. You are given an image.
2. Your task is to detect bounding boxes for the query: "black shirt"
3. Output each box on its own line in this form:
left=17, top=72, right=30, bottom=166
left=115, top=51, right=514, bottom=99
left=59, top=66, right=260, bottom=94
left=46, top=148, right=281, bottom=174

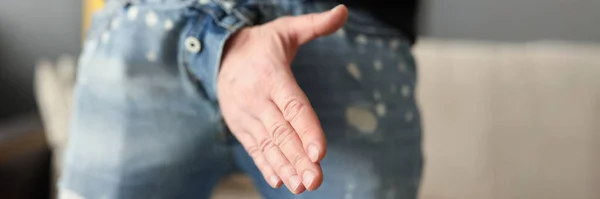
left=338, top=0, right=419, bottom=44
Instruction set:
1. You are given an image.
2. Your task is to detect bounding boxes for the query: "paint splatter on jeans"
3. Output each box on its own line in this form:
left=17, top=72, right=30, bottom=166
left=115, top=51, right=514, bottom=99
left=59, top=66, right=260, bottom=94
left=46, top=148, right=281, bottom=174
left=59, top=0, right=422, bottom=198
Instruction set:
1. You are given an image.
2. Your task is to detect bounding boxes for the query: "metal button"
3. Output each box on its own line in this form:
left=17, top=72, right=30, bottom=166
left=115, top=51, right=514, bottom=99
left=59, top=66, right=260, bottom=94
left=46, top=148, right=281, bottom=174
left=185, top=37, right=201, bottom=53
left=198, top=0, right=211, bottom=5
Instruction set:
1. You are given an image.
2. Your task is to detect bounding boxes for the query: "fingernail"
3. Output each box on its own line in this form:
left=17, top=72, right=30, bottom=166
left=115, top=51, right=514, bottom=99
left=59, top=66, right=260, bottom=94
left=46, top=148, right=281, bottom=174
left=270, top=176, right=281, bottom=188
left=302, top=170, right=315, bottom=188
left=308, top=145, right=319, bottom=162
left=289, top=175, right=301, bottom=191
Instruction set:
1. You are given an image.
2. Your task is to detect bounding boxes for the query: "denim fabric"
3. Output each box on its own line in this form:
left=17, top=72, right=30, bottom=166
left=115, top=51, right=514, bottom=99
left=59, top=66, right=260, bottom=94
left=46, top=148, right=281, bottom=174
left=59, top=0, right=422, bottom=198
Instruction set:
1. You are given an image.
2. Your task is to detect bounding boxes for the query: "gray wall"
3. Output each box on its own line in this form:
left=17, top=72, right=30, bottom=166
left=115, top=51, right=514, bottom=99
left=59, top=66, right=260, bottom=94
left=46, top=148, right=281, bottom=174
left=0, top=0, right=81, bottom=118
left=419, top=0, right=600, bottom=42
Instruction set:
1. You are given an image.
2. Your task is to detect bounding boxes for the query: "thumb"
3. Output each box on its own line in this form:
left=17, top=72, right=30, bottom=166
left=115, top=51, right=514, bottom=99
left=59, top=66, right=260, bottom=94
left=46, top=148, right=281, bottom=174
left=271, top=5, right=349, bottom=45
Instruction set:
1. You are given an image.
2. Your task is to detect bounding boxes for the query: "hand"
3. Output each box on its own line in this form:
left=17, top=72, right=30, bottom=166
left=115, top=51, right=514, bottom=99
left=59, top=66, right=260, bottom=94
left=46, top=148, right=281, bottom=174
left=217, top=5, right=348, bottom=194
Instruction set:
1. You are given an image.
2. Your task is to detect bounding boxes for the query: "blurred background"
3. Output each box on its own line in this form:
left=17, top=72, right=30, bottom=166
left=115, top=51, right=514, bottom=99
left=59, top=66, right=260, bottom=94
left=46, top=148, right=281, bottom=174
left=0, top=0, right=599, bottom=199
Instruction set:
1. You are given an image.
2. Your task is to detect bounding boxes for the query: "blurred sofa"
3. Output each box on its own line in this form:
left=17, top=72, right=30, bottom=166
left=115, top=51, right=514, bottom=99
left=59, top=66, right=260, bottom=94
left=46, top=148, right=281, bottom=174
left=35, top=39, right=600, bottom=199
left=414, top=39, right=600, bottom=199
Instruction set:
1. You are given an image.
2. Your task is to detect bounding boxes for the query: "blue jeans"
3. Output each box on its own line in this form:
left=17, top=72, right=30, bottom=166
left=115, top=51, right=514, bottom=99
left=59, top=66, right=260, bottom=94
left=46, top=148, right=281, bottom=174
left=60, top=0, right=422, bottom=198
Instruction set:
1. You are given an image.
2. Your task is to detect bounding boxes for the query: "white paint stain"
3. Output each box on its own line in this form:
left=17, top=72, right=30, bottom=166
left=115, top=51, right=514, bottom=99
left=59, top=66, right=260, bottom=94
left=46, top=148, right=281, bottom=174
left=199, top=0, right=211, bottom=5
left=398, top=62, right=407, bottom=72
left=345, top=191, right=353, bottom=199
left=146, top=11, right=158, bottom=27
left=84, top=39, right=97, bottom=50
left=146, top=51, right=157, bottom=62
left=221, top=1, right=236, bottom=11
left=164, top=19, right=174, bottom=31
left=401, top=84, right=411, bottom=98
left=373, top=59, right=383, bottom=71
left=373, top=90, right=382, bottom=101
left=355, top=34, right=368, bottom=45
left=346, top=62, right=361, bottom=80
left=110, top=18, right=120, bottom=29
left=345, top=182, right=356, bottom=199
left=390, top=38, right=400, bottom=50
left=59, top=189, right=86, bottom=199
left=127, top=6, right=138, bottom=20
left=101, top=32, right=110, bottom=44
left=336, top=28, right=346, bottom=37
left=386, top=188, right=397, bottom=199
left=375, top=103, right=387, bottom=117
left=405, top=111, right=414, bottom=122
left=347, top=182, right=356, bottom=190
left=357, top=46, right=367, bottom=54
left=375, top=38, right=384, bottom=47
left=346, top=105, right=378, bottom=133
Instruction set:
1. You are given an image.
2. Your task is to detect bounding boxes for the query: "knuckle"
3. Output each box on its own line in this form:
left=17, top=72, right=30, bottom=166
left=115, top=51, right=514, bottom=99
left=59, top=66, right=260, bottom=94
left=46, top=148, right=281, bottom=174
left=270, top=122, right=295, bottom=146
left=282, top=98, right=305, bottom=122
left=278, top=164, right=292, bottom=176
left=245, top=146, right=262, bottom=159
left=297, top=128, right=311, bottom=141
left=289, top=153, right=305, bottom=167
left=246, top=146, right=269, bottom=167
left=259, top=138, right=276, bottom=153
left=297, top=125, right=321, bottom=141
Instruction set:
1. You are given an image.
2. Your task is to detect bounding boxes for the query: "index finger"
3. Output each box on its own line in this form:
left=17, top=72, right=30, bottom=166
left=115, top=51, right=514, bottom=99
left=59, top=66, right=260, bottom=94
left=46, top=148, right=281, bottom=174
left=269, top=74, right=326, bottom=163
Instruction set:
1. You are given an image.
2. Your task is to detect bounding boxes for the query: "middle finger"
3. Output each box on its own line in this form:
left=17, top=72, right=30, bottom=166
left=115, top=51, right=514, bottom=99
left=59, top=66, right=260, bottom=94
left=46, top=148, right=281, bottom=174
left=258, top=101, right=323, bottom=192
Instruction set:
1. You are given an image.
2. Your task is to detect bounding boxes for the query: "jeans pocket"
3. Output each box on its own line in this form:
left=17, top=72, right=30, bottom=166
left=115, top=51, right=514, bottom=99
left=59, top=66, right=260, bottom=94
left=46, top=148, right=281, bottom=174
left=77, top=2, right=124, bottom=85
left=178, top=3, right=249, bottom=101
